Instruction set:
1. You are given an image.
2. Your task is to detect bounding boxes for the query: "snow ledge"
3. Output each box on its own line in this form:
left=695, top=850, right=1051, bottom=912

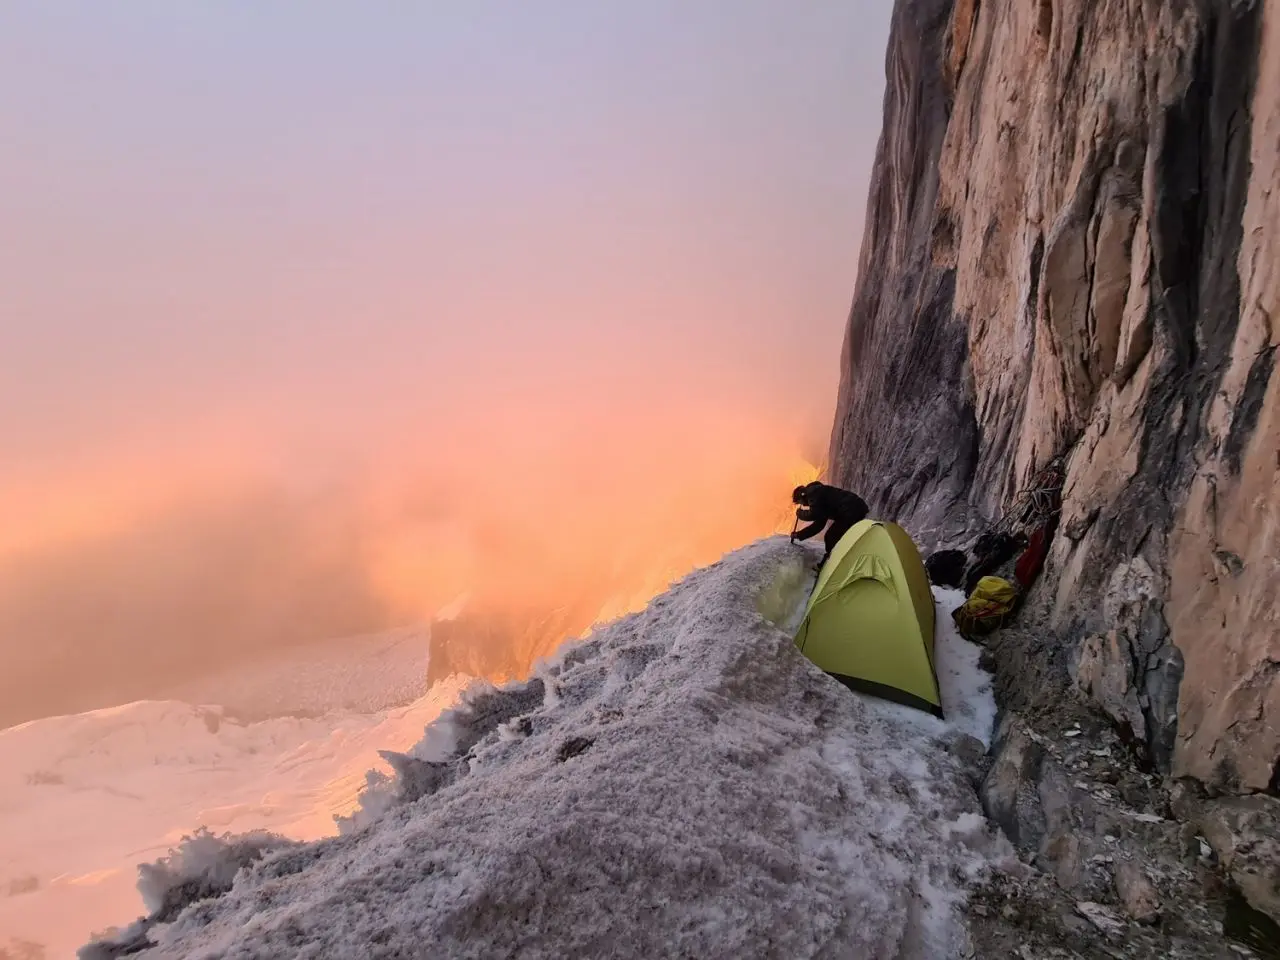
left=85, top=535, right=1011, bottom=960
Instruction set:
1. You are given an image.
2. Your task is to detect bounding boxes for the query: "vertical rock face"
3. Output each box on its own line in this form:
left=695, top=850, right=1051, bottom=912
left=830, top=0, right=1278, bottom=795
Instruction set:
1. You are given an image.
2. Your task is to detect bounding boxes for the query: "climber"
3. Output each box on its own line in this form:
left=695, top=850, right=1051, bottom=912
left=790, top=481, right=870, bottom=565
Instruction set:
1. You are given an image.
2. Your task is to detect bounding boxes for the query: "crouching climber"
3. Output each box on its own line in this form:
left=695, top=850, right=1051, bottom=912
left=790, top=481, right=870, bottom=565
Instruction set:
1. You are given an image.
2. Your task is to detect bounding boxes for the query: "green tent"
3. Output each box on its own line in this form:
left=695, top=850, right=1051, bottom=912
left=794, top=519, right=943, bottom=717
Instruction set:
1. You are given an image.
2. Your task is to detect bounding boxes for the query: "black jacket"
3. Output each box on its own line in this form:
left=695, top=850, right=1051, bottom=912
left=793, top=482, right=869, bottom=542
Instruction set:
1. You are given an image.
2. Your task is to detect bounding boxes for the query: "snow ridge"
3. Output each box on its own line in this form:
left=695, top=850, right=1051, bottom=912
left=85, top=536, right=1007, bottom=959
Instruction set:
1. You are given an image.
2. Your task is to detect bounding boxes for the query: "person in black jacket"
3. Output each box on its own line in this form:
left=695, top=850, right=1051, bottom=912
left=790, top=481, right=870, bottom=564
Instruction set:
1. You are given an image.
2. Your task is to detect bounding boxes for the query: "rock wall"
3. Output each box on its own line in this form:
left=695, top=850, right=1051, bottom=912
left=830, top=0, right=1279, bottom=796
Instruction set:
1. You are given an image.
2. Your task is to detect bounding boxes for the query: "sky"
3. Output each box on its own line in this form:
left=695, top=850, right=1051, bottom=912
left=0, top=2, right=893, bottom=724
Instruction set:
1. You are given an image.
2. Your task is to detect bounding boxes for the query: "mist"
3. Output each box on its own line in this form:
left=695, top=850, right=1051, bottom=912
left=0, top=2, right=892, bottom=725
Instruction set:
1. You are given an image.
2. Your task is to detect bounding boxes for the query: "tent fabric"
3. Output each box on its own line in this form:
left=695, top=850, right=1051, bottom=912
left=794, top=520, right=943, bottom=718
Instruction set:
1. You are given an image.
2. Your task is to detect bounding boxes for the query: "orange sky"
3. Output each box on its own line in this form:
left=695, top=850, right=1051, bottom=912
left=0, top=2, right=892, bottom=724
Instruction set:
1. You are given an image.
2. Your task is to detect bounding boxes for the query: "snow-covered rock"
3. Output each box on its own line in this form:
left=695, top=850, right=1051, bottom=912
left=86, top=536, right=1010, bottom=959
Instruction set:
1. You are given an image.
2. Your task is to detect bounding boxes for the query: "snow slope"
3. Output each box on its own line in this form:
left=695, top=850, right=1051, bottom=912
left=88, top=535, right=1009, bottom=959
left=0, top=676, right=469, bottom=958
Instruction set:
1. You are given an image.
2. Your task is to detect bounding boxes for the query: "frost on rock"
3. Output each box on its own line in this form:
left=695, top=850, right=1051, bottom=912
left=79, top=828, right=298, bottom=959
left=87, top=536, right=1007, bottom=960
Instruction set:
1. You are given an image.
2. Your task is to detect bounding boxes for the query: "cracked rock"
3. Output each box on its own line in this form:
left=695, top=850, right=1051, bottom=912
left=1198, top=795, right=1280, bottom=925
left=1114, top=858, right=1161, bottom=924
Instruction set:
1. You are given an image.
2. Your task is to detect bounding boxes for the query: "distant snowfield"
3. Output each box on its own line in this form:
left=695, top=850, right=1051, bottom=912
left=0, top=673, right=471, bottom=958
left=81, top=535, right=1009, bottom=960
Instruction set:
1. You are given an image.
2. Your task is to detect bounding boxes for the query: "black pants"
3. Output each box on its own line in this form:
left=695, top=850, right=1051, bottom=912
left=821, top=517, right=854, bottom=562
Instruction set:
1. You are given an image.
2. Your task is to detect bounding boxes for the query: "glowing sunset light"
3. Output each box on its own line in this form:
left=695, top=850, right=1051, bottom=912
left=0, top=4, right=901, bottom=950
left=0, top=1, right=889, bottom=726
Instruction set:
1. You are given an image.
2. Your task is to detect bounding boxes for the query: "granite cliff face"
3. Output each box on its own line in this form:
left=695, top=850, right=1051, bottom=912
left=830, top=0, right=1278, bottom=797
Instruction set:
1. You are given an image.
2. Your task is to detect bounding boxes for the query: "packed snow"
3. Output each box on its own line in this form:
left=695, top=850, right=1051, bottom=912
left=0, top=673, right=470, bottom=958
left=931, top=586, right=999, bottom=748
left=83, top=535, right=1010, bottom=959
